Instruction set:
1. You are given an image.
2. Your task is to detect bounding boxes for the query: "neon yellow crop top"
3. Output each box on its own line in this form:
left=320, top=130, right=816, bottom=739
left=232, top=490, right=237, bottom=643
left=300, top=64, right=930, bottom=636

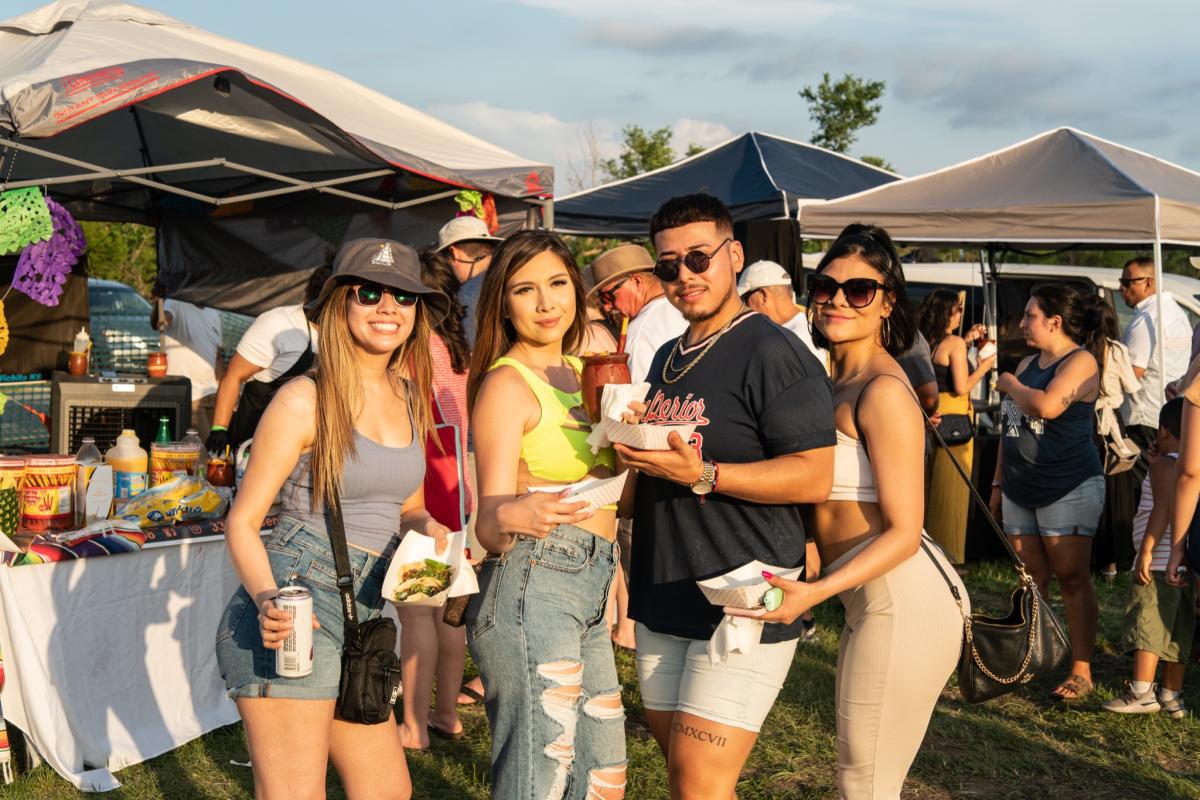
left=489, top=356, right=615, bottom=484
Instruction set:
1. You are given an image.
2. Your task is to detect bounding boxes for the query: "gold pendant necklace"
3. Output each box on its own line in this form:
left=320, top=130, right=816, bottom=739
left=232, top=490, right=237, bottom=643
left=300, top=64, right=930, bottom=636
left=661, top=305, right=748, bottom=385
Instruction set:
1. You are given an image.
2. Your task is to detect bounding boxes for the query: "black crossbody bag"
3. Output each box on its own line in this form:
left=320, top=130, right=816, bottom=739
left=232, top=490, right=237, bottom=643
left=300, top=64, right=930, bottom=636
left=918, top=400, right=1071, bottom=703
left=326, top=491, right=402, bottom=724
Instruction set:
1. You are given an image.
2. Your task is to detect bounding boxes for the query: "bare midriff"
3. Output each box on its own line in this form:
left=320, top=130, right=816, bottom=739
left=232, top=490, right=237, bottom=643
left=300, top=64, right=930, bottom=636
left=809, top=499, right=884, bottom=567
left=519, top=461, right=618, bottom=543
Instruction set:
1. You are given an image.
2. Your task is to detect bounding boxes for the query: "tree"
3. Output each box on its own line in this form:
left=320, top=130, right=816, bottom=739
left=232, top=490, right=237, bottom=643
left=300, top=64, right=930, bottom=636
left=799, top=72, right=885, bottom=154
left=860, top=154, right=896, bottom=173
left=80, top=221, right=157, bottom=297
left=600, top=125, right=677, bottom=181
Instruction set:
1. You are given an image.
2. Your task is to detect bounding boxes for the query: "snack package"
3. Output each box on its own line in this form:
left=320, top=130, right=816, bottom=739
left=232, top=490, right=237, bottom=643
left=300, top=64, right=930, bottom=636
left=381, top=530, right=478, bottom=607
left=114, top=476, right=226, bottom=527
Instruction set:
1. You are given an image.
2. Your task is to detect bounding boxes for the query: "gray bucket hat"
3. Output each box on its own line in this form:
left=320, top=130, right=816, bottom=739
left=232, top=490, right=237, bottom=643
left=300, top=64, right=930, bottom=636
left=306, top=238, right=450, bottom=325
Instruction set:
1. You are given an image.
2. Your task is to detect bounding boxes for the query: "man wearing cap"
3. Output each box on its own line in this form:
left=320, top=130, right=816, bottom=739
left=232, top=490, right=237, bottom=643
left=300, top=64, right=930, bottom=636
left=589, top=243, right=687, bottom=382
left=737, top=260, right=827, bottom=369
left=435, top=216, right=503, bottom=346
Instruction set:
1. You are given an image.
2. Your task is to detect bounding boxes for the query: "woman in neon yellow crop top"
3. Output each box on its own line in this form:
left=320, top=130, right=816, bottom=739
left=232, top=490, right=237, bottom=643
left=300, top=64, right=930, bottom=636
left=465, top=230, right=628, bottom=799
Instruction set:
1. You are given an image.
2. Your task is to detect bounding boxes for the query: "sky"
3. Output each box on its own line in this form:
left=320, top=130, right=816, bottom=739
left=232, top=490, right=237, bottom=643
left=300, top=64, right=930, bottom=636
left=5, top=0, right=1199, bottom=193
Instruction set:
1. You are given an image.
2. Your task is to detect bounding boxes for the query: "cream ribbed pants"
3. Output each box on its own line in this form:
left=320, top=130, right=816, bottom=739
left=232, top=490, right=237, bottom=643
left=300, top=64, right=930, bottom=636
left=827, top=536, right=967, bottom=800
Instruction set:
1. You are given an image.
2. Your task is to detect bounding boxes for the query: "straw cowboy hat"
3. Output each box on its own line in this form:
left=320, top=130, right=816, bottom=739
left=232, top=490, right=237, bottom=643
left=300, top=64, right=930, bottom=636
left=586, top=243, right=655, bottom=299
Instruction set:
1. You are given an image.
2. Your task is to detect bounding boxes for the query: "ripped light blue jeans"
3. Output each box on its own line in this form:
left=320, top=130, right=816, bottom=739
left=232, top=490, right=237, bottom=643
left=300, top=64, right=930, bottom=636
left=466, top=524, right=626, bottom=799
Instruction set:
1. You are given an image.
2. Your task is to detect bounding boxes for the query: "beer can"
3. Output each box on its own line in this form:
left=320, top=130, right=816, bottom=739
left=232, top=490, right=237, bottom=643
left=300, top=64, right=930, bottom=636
left=275, top=586, right=314, bottom=678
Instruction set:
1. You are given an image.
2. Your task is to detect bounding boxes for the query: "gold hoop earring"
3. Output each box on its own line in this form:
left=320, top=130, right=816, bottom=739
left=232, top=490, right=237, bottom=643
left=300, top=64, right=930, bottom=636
left=881, top=315, right=891, bottom=346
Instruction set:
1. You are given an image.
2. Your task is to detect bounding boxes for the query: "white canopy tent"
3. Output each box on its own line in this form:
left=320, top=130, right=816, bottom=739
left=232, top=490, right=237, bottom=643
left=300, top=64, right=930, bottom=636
left=0, top=0, right=553, bottom=312
left=799, top=127, right=1200, bottom=395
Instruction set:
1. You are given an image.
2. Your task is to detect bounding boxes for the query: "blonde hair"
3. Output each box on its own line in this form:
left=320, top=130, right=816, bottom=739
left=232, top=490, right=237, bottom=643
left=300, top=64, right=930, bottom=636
left=309, top=284, right=434, bottom=510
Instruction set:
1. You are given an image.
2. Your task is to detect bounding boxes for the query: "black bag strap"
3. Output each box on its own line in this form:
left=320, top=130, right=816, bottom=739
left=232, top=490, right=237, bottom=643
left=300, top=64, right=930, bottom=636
left=325, top=487, right=360, bottom=631
left=851, top=371, right=1028, bottom=577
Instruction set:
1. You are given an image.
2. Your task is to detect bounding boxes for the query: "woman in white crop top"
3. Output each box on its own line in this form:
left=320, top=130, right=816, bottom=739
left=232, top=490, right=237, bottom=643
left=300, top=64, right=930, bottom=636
left=727, top=224, right=968, bottom=800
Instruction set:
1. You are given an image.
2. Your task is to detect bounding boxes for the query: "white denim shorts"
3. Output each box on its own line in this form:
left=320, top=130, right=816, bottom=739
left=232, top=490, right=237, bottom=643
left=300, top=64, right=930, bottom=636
left=634, top=622, right=797, bottom=733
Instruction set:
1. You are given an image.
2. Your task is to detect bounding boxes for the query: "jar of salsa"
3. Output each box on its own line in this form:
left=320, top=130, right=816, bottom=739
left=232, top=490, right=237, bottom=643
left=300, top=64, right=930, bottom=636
left=147, top=351, right=168, bottom=378
left=580, top=353, right=632, bottom=423
left=206, top=458, right=234, bottom=488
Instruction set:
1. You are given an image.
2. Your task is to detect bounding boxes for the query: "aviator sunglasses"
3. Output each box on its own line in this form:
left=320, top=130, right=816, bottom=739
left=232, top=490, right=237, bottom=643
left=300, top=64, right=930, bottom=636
left=806, top=274, right=886, bottom=309
left=352, top=283, right=418, bottom=307
left=653, top=238, right=732, bottom=282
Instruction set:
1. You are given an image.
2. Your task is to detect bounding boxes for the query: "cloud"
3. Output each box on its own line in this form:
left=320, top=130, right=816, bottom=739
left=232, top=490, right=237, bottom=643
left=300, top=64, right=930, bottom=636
left=580, top=21, right=780, bottom=53
left=425, top=101, right=736, bottom=192
left=517, top=0, right=839, bottom=25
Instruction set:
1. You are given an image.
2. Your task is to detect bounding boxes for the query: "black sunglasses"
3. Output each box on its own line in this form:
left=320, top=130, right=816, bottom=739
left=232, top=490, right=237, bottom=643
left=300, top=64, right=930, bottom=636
left=807, top=274, right=885, bottom=309
left=352, top=283, right=418, bottom=307
left=1118, top=276, right=1150, bottom=288
left=597, top=275, right=633, bottom=305
left=653, top=238, right=732, bottom=282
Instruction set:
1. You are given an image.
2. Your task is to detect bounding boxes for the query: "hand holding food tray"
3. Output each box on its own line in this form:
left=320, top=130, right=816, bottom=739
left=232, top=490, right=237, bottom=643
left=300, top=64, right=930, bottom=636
left=601, top=420, right=695, bottom=451
left=696, top=560, right=803, bottom=609
left=527, top=471, right=628, bottom=513
left=382, top=530, right=478, bottom=607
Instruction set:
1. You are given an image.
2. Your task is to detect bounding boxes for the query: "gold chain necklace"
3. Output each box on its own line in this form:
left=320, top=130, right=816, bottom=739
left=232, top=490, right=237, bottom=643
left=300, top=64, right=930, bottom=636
left=661, top=305, right=748, bottom=385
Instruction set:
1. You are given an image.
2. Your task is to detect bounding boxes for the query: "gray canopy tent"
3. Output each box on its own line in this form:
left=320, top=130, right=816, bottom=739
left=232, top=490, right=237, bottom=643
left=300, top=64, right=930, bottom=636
left=799, top=126, right=1200, bottom=393
left=0, top=0, right=553, bottom=314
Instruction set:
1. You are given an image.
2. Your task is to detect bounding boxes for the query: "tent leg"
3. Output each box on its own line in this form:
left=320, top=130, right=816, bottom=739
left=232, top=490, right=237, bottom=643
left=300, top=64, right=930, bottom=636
left=1154, top=238, right=1166, bottom=401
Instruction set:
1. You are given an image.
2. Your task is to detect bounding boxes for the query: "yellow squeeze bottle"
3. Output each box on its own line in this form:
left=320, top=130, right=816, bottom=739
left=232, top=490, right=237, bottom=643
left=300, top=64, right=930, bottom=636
left=106, top=429, right=149, bottom=505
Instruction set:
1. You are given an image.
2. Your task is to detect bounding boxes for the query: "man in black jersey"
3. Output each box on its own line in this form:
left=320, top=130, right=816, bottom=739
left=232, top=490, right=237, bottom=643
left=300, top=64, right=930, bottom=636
left=614, top=194, right=835, bottom=799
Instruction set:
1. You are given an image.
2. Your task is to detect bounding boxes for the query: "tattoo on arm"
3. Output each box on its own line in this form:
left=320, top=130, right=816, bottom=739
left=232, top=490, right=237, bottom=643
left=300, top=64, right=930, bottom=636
left=1060, top=388, right=1077, bottom=409
left=672, top=720, right=728, bottom=748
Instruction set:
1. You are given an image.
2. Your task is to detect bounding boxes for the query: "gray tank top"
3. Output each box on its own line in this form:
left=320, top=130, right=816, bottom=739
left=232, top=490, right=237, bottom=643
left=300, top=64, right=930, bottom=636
left=280, top=397, right=425, bottom=554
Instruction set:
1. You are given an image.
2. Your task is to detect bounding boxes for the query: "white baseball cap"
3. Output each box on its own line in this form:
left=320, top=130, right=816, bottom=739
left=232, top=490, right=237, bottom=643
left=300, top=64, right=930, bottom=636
left=737, top=260, right=792, bottom=297
left=436, top=215, right=503, bottom=252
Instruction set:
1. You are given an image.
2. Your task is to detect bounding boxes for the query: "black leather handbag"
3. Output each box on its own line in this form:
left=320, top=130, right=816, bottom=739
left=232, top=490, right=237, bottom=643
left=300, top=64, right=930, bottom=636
left=326, top=493, right=402, bottom=724
left=921, top=407, right=1071, bottom=703
left=935, top=412, right=975, bottom=446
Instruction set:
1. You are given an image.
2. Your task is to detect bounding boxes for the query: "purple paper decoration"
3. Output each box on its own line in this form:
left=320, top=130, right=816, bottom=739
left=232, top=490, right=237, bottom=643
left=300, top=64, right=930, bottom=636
left=11, top=197, right=87, bottom=307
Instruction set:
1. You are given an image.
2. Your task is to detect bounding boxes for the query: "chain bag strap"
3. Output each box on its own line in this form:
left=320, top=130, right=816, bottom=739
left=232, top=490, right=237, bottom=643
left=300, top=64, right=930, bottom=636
left=327, top=490, right=402, bottom=723
left=918, top=398, right=1071, bottom=702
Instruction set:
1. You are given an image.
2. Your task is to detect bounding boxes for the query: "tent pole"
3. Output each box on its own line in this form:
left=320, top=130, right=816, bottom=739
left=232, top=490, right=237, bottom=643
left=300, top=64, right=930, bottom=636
left=1154, top=195, right=1167, bottom=401
left=985, top=244, right=1000, bottom=406
left=543, top=198, right=554, bottom=230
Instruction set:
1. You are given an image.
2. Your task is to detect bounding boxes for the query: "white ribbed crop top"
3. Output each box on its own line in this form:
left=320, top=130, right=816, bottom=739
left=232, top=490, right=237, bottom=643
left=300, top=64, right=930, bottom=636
left=828, top=429, right=878, bottom=503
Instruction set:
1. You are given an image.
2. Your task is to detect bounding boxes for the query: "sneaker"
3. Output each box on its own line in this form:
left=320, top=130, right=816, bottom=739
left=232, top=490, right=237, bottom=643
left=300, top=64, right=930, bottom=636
left=800, top=618, right=817, bottom=641
left=1159, top=694, right=1187, bottom=720
left=1101, top=682, right=1161, bottom=714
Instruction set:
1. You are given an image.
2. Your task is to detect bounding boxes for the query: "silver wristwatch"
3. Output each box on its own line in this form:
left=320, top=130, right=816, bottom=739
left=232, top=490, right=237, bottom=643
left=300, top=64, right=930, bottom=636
left=691, top=461, right=717, bottom=495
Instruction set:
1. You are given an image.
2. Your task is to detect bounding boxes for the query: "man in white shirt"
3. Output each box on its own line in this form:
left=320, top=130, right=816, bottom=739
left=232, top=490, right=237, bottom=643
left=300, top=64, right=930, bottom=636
left=589, top=243, right=687, bottom=383
left=207, top=267, right=328, bottom=454
left=1120, top=256, right=1193, bottom=484
left=437, top=216, right=502, bottom=347
left=736, top=260, right=828, bottom=370
left=150, top=285, right=223, bottom=438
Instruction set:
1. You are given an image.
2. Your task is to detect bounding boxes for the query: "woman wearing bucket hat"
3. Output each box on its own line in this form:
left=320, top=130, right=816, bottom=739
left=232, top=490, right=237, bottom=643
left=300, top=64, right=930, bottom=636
left=216, top=238, right=451, bottom=800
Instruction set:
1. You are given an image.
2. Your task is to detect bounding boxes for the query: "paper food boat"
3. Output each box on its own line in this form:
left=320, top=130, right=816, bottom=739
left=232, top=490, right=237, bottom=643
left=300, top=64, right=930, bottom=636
left=602, top=420, right=696, bottom=451
left=382, top=530, right=478, bottom=607
left=696, top=560, right=804, bottom=609
left=529, top=470, right=628, bottom=512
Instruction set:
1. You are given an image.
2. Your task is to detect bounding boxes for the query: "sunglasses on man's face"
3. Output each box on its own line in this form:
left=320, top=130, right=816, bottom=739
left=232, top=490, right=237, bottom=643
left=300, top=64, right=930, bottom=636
left=352, top=283, right=418, bottom=307
left=653, top=238, right=733, bottom=282
left=1118, top=276, right=1150, bottom=288
left=596, top=276, right=631, bottom=306
left=806, top=274, right=885, bottom=309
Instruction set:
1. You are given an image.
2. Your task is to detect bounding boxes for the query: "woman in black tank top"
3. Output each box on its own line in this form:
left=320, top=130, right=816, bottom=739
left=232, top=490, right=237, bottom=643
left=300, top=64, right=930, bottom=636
left=992, top=283, right=1106, bottom=702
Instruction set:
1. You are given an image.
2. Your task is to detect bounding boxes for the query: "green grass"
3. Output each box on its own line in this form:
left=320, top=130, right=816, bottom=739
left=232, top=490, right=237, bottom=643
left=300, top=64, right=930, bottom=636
left=3, top=564, right=1199, bottom=799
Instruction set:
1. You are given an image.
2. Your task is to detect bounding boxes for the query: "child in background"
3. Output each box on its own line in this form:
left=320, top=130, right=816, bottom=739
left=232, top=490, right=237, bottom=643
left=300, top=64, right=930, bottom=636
left=1103, top=397, right=1193, bottom=718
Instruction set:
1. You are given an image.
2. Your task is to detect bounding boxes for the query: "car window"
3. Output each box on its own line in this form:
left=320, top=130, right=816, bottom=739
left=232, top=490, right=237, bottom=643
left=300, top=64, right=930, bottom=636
left=89, top=285, right=152, bottom=316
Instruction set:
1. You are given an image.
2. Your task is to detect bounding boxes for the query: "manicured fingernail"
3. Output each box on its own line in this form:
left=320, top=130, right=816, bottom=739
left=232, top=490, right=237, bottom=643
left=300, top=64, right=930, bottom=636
left=762, top=570, right=774, bottom=579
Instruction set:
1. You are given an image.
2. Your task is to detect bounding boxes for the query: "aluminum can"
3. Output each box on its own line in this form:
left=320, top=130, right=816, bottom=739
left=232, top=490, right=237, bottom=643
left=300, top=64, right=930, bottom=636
left=275, top=586, right=314, bottom=678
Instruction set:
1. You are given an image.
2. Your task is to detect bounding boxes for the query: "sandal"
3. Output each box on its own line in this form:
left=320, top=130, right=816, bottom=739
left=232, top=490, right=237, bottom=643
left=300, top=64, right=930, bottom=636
left=428, top=720, right=464, bottom=741
left=456, top=683, right=485, bottom=706
left=1051, top=673, right=1094, bottom=702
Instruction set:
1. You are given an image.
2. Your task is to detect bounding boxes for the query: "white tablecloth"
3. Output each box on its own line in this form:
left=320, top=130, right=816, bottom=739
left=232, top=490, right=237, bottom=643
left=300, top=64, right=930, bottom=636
left=0, top=537, right=242, bottom=791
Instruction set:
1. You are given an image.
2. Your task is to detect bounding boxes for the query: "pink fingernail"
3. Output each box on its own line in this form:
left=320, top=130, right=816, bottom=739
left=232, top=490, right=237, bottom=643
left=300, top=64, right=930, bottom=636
left=762, top=571, right=774, bottom=579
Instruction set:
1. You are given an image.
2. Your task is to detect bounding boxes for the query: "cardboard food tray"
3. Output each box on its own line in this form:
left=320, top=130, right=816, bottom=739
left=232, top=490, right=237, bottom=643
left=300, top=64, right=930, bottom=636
left=696, top=561, right=804, bottom=609
left=529, top=471, right=628, bottom=512
left=382, top=530, right=474, bottom=607
left=603, top=421, right=696, bottom=451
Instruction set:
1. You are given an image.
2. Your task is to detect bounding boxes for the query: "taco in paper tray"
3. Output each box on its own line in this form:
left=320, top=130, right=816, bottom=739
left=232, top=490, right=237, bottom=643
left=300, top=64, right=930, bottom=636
left=392, top=558, right=452, bottom=602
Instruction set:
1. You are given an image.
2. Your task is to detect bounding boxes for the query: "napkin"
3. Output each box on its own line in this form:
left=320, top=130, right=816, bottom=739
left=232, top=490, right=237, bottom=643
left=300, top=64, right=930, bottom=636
left=586, top=382, right=650, bottom=453
left=696, top=560, right=804, bottom=663
left=382, top=530, right=478, bottom=607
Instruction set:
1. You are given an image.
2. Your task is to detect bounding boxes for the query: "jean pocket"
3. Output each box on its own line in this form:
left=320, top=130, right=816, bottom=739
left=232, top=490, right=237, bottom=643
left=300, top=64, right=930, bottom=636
left=535, top=535, right=589, bottom=574
left=303, top=556, right=364, bottom=594
left=215, top=589, right=252, bottom=645
left=466, top=556, right=505, bottom=640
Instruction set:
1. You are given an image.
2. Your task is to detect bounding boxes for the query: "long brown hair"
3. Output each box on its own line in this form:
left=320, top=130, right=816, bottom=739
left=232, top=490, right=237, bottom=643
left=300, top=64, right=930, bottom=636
left=419, top=249, right=471, bottom=373
left=309, top=283, right=435, bottom=509
left=467, top=230, right=587, bottom=411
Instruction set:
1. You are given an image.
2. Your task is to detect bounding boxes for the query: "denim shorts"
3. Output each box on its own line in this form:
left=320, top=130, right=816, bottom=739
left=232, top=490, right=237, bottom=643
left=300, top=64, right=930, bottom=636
left=1002, top=475, right=1105, bottom=538
left=215, top=517, right=394, bottom=700
left=635, top=622, right=798, bottom=733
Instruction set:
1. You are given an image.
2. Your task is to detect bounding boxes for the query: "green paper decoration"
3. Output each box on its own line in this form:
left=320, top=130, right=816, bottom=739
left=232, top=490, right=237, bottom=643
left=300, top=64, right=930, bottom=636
left=0, top=188, right=53, bottom=256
